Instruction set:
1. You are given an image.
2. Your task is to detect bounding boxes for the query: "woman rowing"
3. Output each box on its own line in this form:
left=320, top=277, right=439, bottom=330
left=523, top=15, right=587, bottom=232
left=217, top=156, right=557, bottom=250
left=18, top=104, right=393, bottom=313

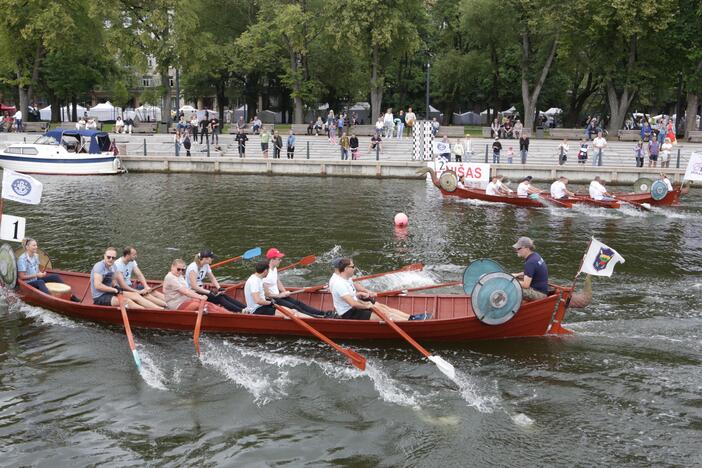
left=163, top=258, right=227, bottom=312
left=17, top=238, right=76, bottom=300
left=186, top=250, right=246, bottom=313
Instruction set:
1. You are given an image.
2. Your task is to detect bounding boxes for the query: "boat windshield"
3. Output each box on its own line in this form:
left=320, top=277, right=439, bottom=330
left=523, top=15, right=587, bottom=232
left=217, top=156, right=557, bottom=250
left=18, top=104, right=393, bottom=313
left=34, top=135, right=60, bottom=145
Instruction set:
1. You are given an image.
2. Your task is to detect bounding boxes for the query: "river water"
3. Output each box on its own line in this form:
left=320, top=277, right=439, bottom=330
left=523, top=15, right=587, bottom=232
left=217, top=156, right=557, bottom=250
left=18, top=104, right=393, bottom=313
left=1, top=174, right=700, bottom=467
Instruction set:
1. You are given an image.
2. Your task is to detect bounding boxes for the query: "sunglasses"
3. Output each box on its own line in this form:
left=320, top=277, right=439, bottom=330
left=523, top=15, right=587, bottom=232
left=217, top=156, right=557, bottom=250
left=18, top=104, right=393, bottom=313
left=105, top=255, right=116, bottom=260
left=177, top=267, right=186, bottom=272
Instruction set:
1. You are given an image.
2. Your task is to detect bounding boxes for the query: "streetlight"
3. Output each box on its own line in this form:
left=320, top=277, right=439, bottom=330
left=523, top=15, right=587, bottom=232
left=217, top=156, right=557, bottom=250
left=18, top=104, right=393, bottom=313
left=425, top=61, right=431, bottom=121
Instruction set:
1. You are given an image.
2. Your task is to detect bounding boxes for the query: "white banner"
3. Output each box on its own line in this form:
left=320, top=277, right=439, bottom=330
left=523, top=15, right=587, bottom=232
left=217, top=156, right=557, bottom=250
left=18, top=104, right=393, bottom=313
left=432, top=141, right=451, bottom=155
left=2, top=170, right=43, bottom=205
left=0, top=214, right=26, bottom=242
left=578, top=238, right=625, bottom=277
left=683, top=152, right=702, bottom=182
left=428, top=161, right=490, bottom=187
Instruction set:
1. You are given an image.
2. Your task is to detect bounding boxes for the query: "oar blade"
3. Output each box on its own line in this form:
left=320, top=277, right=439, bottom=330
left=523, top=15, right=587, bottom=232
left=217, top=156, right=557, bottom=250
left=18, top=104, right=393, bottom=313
left=346, top=349, right=367, bottom=371
left=243, top=247, right=262, bottom=260
left=428, top=355, right=456, bottom=379
left=132, top=349, right=142, bottom=370
left=298, top=255, right=316, bottom=266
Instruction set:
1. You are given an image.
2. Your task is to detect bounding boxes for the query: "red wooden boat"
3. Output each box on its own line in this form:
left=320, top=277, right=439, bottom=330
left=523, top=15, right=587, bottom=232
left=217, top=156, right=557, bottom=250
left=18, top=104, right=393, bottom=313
left=611, top=187, right=683, bottom=206
left=15, top=269, right=578, bottom=342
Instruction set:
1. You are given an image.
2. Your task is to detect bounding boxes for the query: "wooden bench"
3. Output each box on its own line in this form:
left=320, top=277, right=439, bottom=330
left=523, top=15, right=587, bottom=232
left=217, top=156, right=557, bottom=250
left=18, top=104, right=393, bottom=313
left=481, top=127, right=492, bottom=137
left=618, top=129, right=642, bottom=141
left=687, top=130, right=702, bottom=142
left=434, top=126, right=466, bottom=138
left=132, top=122, right=159, bottom=134
left=23, top=122, right=48, bottom=133
left=547, top=128, right=584, bottom=140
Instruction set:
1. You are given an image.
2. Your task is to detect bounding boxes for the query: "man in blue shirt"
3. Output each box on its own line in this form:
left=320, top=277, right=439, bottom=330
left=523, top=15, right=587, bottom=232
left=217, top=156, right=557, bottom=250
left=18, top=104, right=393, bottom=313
left=512, top=237, right=549, bottom=301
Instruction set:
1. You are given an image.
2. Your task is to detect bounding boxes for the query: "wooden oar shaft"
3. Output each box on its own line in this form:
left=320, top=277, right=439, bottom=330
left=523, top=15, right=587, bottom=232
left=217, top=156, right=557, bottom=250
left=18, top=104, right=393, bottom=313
left=193, top=299, right=206, bottom=356
left=211, top=255, right=243, bottom=269
left=371, top=307, right=431, bottom=358
left=289, top=263, right=426, bottom=295
left=377, top=280, right=462, bottom=297
left=118, top=294, right=141, bottom=370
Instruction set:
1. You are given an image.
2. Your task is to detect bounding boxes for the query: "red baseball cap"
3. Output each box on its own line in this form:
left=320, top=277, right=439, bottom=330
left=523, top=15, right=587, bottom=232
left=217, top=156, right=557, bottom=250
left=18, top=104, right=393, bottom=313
left=266, top=247, right=285, bottom=259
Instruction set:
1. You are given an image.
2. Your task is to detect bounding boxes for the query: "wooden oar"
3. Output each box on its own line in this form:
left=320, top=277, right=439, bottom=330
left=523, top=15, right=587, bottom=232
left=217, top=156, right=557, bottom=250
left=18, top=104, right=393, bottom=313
left=371, top=306, right=455, bottom=379
left=193, top=298, right=207, bottom=356
left=288, top=263, right=425, bottom=296
left=531, top=193, right=572, bottom=208
left=277, top=254, right=316, bottom=272
left=613, top=197, right=651, bottom=211
left=274, top=303, right=366, bottom=370
left=117, top=294, right=142, bottom=371
left=377, top=280, right=462, bottom=297
left=211, top=247, right=261, bottom=269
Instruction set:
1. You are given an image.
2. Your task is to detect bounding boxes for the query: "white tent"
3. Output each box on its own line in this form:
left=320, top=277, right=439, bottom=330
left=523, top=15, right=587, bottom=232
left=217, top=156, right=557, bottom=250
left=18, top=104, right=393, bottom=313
left=259, top=109, right=282, bottom=124
left=39, top=104, right=88, bottom=122
left=39, top=105, right=52, bottom=121
left=134, top=105, right=161, bottom=122
left=543, top=107, right=563, bottom=116
left=501, top=106, right=517, bottom=115
left=87, top=101, right=122, bottom=121
left=453, top=111, right=481, bottom=125
left=179, top=105, right=198, bottom=119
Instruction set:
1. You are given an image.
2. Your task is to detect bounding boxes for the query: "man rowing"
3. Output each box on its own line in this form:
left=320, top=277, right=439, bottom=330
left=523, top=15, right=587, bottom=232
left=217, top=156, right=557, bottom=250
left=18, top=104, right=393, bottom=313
left=588, top=176, right=615, bottom=201
left=186, top=250, right=246, bottom=313
left=244, top=261, right=286, bottom=316
left=114, top=246, right=166, bottom=308
left=485, top=175, right=512, bottom=196
left=263, top=247, right=333, bottom=318
left=550, top=176, right=575, bottom=199
left=163, top=258, right=225, bottom=312
left=90, top=247, right=145, bottom=308
left=511, top=237, right=549, bottom=301
left=516, top=176, right=541, bottom=197
left=329, top=258, right=430, bottom=321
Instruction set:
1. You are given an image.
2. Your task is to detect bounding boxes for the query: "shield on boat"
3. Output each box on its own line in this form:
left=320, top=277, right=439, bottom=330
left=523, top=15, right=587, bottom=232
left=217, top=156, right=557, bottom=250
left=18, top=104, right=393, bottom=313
left=462, top=259, right=504, bottom=295
left=439, top=172, right=458, bottom=192
left=471, top=272, right=522, bottom=325
left=633, top=177, right=653, bottom=193
left=650, top=180, right=669, bottom=201
left=0, top=243, right=17, bottom=288
left=14, top=247, right=53, bottom=270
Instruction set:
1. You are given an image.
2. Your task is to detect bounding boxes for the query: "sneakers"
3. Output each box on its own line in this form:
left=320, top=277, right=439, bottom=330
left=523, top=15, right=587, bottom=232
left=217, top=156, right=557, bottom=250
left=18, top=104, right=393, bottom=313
left=70, top=295, right=81, bottom=303
left=323, top=311, right=338, bottom=319
left=409, top=312, right=432, bottom=321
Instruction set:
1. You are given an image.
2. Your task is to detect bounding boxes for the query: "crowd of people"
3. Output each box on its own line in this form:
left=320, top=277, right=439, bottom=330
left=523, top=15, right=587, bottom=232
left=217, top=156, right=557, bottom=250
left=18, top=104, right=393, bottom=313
left=1, top=109, right=24, bottom=132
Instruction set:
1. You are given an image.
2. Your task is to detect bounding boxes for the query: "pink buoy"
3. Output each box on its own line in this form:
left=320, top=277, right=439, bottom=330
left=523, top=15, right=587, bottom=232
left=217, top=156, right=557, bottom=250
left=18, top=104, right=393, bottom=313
left=394, top=212, right=409, bottom=227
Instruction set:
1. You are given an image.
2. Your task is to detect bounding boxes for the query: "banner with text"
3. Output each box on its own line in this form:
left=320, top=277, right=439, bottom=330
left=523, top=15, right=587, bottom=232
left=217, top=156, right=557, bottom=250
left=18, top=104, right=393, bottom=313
left=427, top=161, right=490, bottom=188
left=684, top=152, right=702, bottom=182
left=2, top=169, right=43, bottom=205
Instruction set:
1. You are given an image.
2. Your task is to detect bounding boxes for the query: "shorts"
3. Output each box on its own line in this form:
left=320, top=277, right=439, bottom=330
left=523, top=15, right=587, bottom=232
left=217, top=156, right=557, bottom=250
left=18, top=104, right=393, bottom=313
left=94, top=293, right=116, bottom=306
left=522, top=288, right=547, bottom=301
left=340, top=308, right=372, bottom=320
left=649, top=154, right=658, bottom=161
left=253, top=305, right=276, bottom=316
left=261, top=143, right=269, bottom=150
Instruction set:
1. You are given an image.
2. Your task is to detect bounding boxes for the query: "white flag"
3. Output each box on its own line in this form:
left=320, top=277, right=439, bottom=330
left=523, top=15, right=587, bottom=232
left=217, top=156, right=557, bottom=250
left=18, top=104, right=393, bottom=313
left=578, top=238, right=625, bottom=277
left=683, top=152, right=702, bottom=182
left=432, top=141, right=451, bottom=155
left=2, top=169, right=43, bottom=205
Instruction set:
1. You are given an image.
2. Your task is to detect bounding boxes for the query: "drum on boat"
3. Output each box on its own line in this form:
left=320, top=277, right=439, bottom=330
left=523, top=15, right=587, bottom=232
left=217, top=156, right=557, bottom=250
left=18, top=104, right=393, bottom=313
left=45, top=282, right=72, bottom=300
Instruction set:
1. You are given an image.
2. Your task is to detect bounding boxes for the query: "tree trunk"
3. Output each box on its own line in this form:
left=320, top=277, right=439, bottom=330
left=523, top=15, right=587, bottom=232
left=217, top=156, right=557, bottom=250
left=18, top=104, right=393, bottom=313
left=18, top=85, right=28, bottom=121
left=521, top=34, right=558, bottom=132
left=490, top=46, right=500, bottom=125
left=684, top=93, right=698, bottom=139
left=606, top=80, right=635, bottom=134
left=160, top=70, right=172, bottom=124
left=49, top=93, right=60, bottom=123
left=370, top=45, right=383, bottom=123
left=71, top=96, right=78, bottom=122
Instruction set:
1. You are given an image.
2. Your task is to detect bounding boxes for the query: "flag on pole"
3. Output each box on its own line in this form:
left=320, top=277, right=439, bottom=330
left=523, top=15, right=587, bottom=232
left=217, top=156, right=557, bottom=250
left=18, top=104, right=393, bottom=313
left=432, top=140, right=451, bottom=155
left=578, top=238, right=625, bottom=277
left=683, top=152, right=702, bottom=182
left=2, top=169, right=43, bottom=205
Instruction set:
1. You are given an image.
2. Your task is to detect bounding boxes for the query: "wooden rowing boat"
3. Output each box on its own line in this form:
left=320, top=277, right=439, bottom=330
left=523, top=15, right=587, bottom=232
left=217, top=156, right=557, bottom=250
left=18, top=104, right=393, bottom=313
left=611, top=188, right=683, bottom=206
left=15, top=270, right=576, bottom=342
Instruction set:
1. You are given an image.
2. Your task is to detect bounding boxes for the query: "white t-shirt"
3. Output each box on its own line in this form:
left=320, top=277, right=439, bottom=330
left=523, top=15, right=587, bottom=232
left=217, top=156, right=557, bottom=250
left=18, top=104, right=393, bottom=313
left=486, top=181, right=500, bottom=196
left=593, top=137, right=607, bottom=150
left=589, top=180, right=608, bottom=200
left=114, top=257, right=137, bottom=285
left=517, top=182, right=530, bottom=197
left=244, top=274, right=266, bottom=312
left=550, top=180, right=568, bottom=199
left=186, top=262, right=211, bottom=289
left=329, top=273, right=356, bottom=315
left=383, top=112, right=394, bottom=124
left=263, top=266, right=279, bottom=296
left=497, top=180, right=512, bottom=193
left=662, top=177, right=673, bottom=191
left=14, top=110, right=22, bottom=120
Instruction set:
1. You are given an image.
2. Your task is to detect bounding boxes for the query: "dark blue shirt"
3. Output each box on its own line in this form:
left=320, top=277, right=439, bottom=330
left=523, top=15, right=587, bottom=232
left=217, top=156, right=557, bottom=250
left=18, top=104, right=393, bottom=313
left=523, top=252, right=548, bottom=295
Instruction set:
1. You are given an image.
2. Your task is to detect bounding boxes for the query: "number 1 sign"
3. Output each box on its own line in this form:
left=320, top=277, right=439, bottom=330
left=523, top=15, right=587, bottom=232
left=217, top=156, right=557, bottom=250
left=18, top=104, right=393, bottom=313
left=0, top=214, right=26, bottom=242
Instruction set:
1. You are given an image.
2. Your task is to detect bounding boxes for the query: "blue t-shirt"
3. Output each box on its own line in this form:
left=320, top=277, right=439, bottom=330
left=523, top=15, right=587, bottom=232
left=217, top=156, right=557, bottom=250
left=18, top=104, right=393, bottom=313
left=523, top=252, right=549, bottom=295
left=90, top=261, right=116, bottom=299
left=17, top=253, right=40, bottom=277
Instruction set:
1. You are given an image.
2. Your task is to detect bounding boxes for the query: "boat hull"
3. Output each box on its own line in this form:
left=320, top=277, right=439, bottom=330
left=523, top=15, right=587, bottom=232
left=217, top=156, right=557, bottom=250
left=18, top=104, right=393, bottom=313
left=0, top=153, right=123, bottom=175
left=16, top=270, right=573, bottom=342
left=440, top=186, right=566, bottom=207
left=613, top=188, right=682, bottom=206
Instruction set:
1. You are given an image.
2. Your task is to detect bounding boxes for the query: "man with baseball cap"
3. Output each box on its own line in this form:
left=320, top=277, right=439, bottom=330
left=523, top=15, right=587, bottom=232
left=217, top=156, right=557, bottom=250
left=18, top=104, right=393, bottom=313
left=263, top=247, right=333, bottom=318
left=511, top=237, right=549, bottom=301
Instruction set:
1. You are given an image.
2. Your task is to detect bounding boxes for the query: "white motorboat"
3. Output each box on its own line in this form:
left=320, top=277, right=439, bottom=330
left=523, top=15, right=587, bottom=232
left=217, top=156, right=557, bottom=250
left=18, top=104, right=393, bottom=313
left=0, top=129, right=125, bottom=175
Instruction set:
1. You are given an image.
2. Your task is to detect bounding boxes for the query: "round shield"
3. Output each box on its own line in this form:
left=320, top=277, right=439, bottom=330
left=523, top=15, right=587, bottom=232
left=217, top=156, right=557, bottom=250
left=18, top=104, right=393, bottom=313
left=463, top=259, right=505, bottom=295
left=14, top=247, right=53, bottom=270
left=471, top=272, right=522, bottom=325
left=633, top=177, right=653, bottom=193
left=439, top=171, right=458, bottom=192
left=650, top=179, right=669, bottom=201
left=0, top=243, right=17, bottom=289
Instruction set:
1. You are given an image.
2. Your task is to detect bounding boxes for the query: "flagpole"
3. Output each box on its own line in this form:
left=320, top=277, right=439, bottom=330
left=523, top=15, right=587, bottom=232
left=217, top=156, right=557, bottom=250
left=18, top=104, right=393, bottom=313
left=568, top=238, right=592, bottom=294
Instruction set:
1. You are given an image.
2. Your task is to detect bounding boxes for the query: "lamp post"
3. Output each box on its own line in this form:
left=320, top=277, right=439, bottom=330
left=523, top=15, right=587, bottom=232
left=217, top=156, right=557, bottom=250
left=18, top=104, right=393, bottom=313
left=425, top=61, right=431, bottom=120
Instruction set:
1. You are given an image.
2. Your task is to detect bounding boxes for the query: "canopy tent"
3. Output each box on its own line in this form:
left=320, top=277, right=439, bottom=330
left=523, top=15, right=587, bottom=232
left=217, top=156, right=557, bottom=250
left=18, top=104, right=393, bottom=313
left=87, top=101, right=122, bottom=121
left=543, top=107, right=563, bottom=116
left=39, top=104, right=87, bottom=122
left=427, top=105, right=443, bottom=121
left=0, top=104, right=16, bottom=113
left=232, top=105, right=247, bottom=122
left=259, top=109, right=282, bottom=124
left=126, top=105, right=161, bottom=122
left=501, top=106, right=517, bottom=115
left=452, top=111, right=481, bottom=125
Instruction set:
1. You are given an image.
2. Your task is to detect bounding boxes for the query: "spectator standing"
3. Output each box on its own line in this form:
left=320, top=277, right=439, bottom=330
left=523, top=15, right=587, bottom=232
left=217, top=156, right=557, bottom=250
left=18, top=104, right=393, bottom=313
left=235, top=128, right=248, bottom=158
left=440, top=135, right=451, bottom=161
left=210, top=115, right=220, bottom=146
left=519, top=133, right=530, bottom=164
left=492, top=137, right=502, bottom=163
left=463, top=134, right=473, bottom=162
left=648, top=134, right=660, bottom=167
left=491, top=118, right=501, bottom=138
left=640, top=121, right=652, bottom=143
left=124, top=116, right=134, bottom=134
left=592, top=131, right=607, bottom=166
left=236, top=116, right=247, bottom=130
left=660, top=137, right=673, bottom=168
left=340, top=132, right=350, bottom=160
left=328, top=119, right=337, bottom=145
left=395, top=110, right=405, bottom=139
left=272, top=131, right=283, bottom=159
left=577, top=137, right=589, bottom=164
left=260, top=126, right=270, bottom=158
left=383, top=108, right=394, bottom=139
left=375, top=116, right=384, bottom=135
left=453, top=139, right=464, bottom=162
left=633, top=140, right=645, bottom=167
left=405, top=107, right=416, bottom=137
left=513, top=119, right=523, bottom=139
left=337, top=113, right=345, bottom=135
left=506, top=146, right=515, bottom=164
left=665, top=121, right=676, bottom=144
left=13, top=108, right=23, bottom=132
left=190, top=114, right=199, bottom=141
left=431, top=117, right=440, bottom=136
left=286, top=130, right=296, bottom=159
left=326, top=110, right=335, bottom=137
left=558, top=138, right=569, bottom=165
left=350, top=133, right=359, bottom=160
left=199, top=115, right=209, bottom=145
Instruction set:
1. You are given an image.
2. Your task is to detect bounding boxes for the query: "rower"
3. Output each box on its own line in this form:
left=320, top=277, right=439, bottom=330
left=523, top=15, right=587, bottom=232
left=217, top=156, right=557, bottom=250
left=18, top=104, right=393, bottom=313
left=517, top=176, right=541, bottom=197
left=550, top=176, right=575, bottom=199
left=486, top=175, right=512, bottom=196
left=511, top=237, right=549, bottom=301
left=114, top=246, right=166, bottom=308
left=659, top=172, right=673, bottom=191
left=17, top=238, right=77, bottom=301
left=329, top=258, right=430, bottom=321
left=588, top=176, right=615, bottom=201
left=186, top=250, right=246, bottom=313
left=90, top=247, right=143, bottom=308
left=244, top=261, right=288, bottom=316
left=263, top=247, right=333, bottom=318
left=163, top=258, right=223, bottom=312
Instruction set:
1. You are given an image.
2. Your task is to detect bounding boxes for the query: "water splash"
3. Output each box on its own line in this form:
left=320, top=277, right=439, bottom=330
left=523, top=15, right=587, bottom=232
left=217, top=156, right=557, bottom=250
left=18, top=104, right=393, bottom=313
left=136, top=345, right=169, bottom=391
left=451, top=370, right=500, bottom=413
left=13, top=301, right=80, bottom=329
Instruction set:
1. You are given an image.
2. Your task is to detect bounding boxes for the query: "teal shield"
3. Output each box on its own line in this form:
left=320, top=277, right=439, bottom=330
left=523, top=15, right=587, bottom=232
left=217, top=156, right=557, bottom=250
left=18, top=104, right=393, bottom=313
left=0, top=243, right=17, bottom=289
left=633, top=177, right=653, bottom=193
left=650, top=180, right=669, bottom=201
left=463, top=259, right=505, bottom=295
left=471, top=272, right=522, bottom=325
